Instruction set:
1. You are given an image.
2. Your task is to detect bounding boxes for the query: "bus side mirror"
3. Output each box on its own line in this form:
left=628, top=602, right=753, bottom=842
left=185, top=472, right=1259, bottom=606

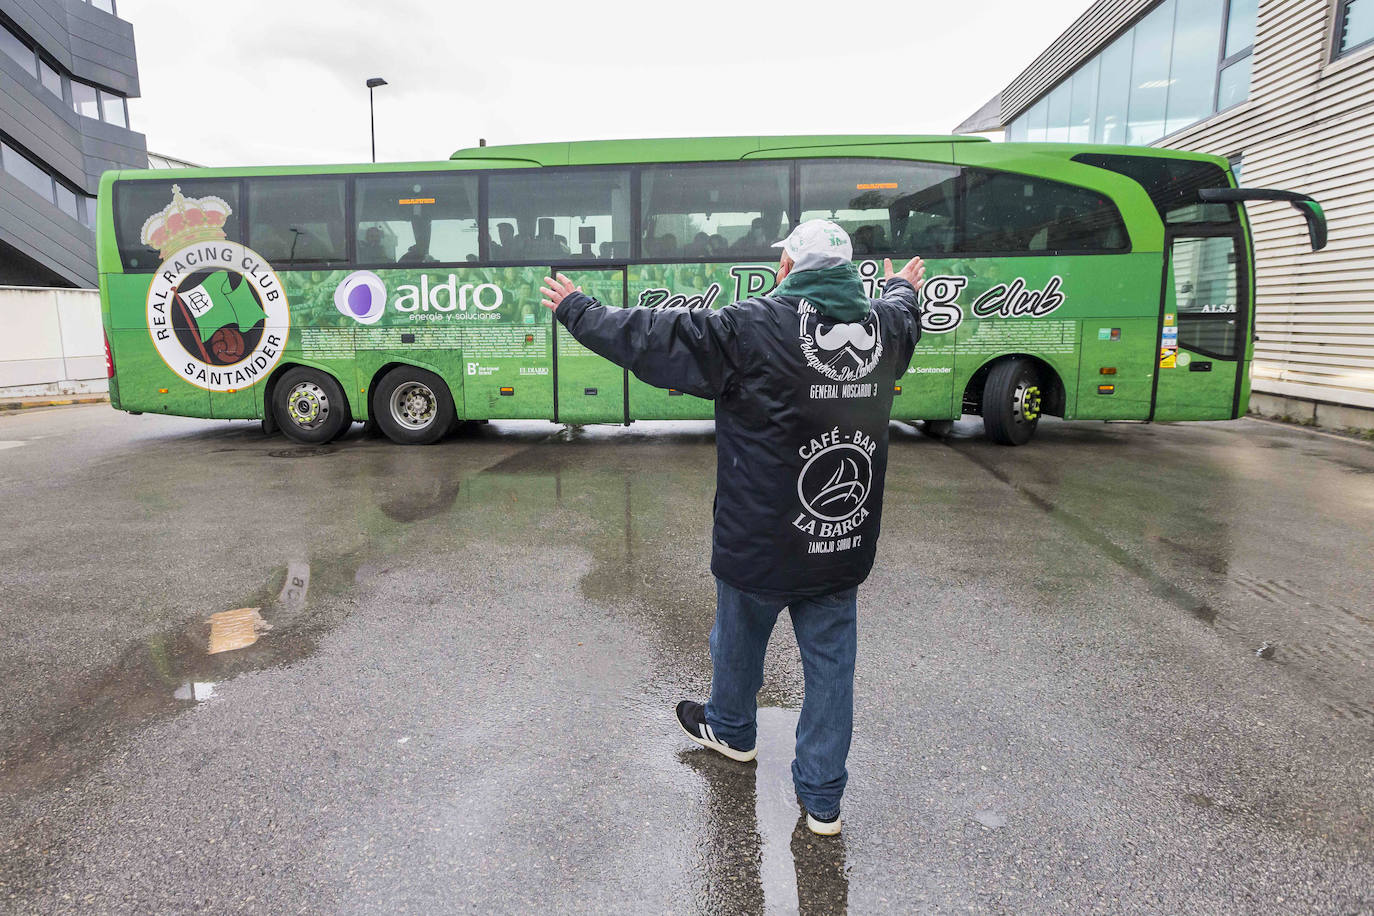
left=1198, top=188, right=1328, bottom=251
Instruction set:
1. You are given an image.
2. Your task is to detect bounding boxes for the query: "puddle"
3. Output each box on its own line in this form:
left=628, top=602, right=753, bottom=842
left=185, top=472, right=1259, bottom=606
left=0, top=553, right=367, bottom=800
left=680, top=707, right=849, bottom=916
left=268, top=446, right=338, bottom=458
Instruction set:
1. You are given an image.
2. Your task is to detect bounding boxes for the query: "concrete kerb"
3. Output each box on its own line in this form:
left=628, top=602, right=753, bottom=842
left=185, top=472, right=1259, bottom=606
left=0, top=395, right=110, bottom=412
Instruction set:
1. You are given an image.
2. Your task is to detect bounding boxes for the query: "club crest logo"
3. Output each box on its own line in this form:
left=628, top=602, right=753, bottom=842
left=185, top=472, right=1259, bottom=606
left=797, top=300, right=882, bottom=382
left=142, top=186, right=289, bottom=391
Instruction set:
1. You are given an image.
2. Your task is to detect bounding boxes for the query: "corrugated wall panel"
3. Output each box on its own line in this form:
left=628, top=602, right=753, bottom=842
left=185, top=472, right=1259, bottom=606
left=1159, top=0, right=1374, bottom=410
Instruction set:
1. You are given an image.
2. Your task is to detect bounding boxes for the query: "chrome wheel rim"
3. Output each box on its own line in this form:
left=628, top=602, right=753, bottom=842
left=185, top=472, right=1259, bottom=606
left=286, top=381, right=330, bottom=429
left=1012, top=382, right=1042, bottom=424
left=390, top=381, right=437, bottom=431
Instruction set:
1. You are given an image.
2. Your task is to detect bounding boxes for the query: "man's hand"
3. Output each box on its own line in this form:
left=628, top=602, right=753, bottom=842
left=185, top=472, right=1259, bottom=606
left=883, top=256, right=926, bottom=291
left=540, top=273, right=582, bottom=311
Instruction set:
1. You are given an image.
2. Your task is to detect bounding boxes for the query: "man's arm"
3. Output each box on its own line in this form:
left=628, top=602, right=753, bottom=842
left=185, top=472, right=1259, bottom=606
left=540, top=273, right=744, bottom=400
left=880, top=256, right=926, bottom=373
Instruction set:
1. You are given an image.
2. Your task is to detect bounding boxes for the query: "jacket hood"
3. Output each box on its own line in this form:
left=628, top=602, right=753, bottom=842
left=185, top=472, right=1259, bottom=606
left=774, top=263, right=870, bottom=323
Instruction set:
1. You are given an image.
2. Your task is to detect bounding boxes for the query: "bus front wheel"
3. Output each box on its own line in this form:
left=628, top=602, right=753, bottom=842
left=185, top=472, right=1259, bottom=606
left=274, top=367, right=351, bottom=445
left=982, top=358, right=1042, bottom=446
left=374, top=366, right=455, bottom=445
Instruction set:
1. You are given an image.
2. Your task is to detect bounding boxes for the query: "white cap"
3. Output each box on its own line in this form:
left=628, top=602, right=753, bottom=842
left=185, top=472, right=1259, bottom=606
left=772, top=219, right=853, bottom=272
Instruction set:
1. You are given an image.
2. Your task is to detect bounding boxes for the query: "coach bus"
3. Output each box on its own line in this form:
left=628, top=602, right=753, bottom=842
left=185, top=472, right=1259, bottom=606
left=95, top=135, right=1326, bottom=446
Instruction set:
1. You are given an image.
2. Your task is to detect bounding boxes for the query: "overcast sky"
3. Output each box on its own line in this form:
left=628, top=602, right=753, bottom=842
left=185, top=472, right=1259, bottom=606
left=120, top=0, right=1093, bottom=167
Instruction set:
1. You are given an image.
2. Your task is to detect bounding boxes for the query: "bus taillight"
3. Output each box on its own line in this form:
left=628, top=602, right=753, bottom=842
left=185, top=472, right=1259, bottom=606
left=104, top=333, right=115, bottom=378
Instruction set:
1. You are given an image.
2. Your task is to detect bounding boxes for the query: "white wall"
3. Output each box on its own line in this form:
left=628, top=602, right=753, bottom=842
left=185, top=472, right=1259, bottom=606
left=0, top=286, right=108, bottom=397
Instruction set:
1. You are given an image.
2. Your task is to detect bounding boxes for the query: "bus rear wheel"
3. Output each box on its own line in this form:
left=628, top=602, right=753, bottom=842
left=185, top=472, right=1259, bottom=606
left=982, top=358, right=1042, bottom=446
left=274, top=367, right=351, bottom=444
left=374, top=366, right=455, bottom=445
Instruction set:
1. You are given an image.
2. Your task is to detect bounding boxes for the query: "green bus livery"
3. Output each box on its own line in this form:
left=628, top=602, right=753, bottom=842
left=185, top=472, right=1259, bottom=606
left=95, top=134, right=1326, bottom=445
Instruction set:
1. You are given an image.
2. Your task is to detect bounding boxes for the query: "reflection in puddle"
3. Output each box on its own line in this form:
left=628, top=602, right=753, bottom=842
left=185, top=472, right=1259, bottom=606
left=206, top=607, right=272, bottom=655
left=172, top=681, right=216, bottom=702
left=685, top=707, right=849, bottom=916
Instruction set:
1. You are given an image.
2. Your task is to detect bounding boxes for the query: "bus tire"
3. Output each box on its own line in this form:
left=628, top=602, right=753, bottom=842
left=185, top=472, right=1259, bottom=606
left=982, top=358, right=1042, bottom=446
left=274, top=367, right=350, bottom=445
left=374, top=366, right=455, bottom=445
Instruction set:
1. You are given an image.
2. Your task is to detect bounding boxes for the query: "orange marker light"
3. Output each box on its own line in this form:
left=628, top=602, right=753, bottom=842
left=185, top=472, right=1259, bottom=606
left=1098, top=384, right=1115, bottom=395
left=499, top=387, right=514, bottom=396
left=893, top=385, right=902, bottom=394
left=158, top=388, right=169, bottom=394
left=1100, top=367, right=1117, bottom=375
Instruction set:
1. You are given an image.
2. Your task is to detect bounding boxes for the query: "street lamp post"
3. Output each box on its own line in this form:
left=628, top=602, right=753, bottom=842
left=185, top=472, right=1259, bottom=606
left=366, top=77, right=388, bottom=162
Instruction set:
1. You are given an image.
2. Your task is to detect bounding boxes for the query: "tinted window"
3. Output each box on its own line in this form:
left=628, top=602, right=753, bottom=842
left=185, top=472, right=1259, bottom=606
left=960, top=169, right=1127, bottom=253
left=54, top=182, right=79, bottom=221
left=100, top=90, right=127, bottom=128
left=640, top=162, right=789, bottom=260
left=488, top=168, right=630, bottom=262
left=2, top=142, right=53, bottom=202
left=114, top=179, right=242, bottom=270
left=357, top=173, right=478, bottom=265
left=247, top=177, right=347, bottom=265
left=0, top=27, right=36, bottom=78
left=71, top=81, right=99, bottom=119
left=1073, top=153, right=1236, bottom=224
left=800, top=160, right=958, bottom=256
left=1127, top=0, right=1175, bottom=144
left=1166, top=0, right=1226, bottom=133
left=38, top=59, right=61, bottom=97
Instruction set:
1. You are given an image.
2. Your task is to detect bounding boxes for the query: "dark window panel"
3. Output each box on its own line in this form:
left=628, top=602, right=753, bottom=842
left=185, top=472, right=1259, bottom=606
left=0, top=26, right=37, bottom=78
left=799, top=159, right=959, bottom=257
left=114, top=180, right=242, bottom=270
left=639, top=163, right=787, bottom=260
left=486, top=168, right=631, bottom=262
left=959, top=169, right=1128, bottom=253
left=2, top=142, right=56, bottom=203
left=247, top=177, right=348, bottom=265
left=356, top=173, right=479, bottom=265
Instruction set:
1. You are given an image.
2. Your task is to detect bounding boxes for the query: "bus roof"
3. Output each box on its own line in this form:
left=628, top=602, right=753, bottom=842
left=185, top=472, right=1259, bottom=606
left=448, top=134, right=988, bottom=166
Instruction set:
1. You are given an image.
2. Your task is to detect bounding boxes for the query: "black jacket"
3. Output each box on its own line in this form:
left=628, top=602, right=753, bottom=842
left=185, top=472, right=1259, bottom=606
left=556, top=275, right=920, bottom=598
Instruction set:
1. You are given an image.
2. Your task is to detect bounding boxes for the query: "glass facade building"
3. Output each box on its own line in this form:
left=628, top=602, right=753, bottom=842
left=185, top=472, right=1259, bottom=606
left=1006, top=0, right=1258, bottom=145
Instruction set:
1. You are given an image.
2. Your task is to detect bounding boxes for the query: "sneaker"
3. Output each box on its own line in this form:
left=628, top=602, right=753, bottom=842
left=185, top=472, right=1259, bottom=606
left=675, top=700, right=757, bottom=762
left=805, top=810, right=842, bottom=836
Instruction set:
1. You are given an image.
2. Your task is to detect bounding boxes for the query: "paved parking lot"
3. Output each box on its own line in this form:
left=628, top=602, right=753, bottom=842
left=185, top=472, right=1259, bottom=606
left=1, top=405, right=1371, bottom=914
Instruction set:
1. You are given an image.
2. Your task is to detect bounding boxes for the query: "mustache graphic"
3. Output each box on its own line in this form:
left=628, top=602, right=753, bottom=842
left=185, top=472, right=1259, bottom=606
left=815, top=321, right=876, bottom=352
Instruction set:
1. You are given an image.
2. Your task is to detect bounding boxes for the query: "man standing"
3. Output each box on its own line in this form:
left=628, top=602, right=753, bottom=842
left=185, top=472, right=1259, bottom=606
left=541, top=221, right=925, bottom=836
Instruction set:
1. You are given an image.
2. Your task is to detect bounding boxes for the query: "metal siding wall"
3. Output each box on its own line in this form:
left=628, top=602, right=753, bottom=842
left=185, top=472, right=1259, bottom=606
left=1002, top=0, right=1156, bottom=121
left=0, top=0, right=145, bottom=286
left=1164, top=0, right=1374, bottom=410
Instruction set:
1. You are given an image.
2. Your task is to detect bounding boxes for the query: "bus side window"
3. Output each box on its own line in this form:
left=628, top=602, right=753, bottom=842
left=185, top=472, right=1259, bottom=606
left=355, top=173, right=478, bottom=266
left=639, top=162, right=790, bottom=261
left=113, top=179, right=242, bottom=271
left=959, top=169, right=1128, bottom=254
left=487, top=168, right=631, bottom=263
left=798, top=159, right=959, bottom=257
left=246, top=177, right=348, bottom=266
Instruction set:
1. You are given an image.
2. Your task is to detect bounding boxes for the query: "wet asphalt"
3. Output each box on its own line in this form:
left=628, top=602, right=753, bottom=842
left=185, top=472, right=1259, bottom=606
left=0, top=405, right=1371, bottom=915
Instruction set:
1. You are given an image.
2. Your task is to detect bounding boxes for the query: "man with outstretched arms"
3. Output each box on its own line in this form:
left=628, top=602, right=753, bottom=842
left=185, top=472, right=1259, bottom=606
left=540, top=220, right=925, bottom=836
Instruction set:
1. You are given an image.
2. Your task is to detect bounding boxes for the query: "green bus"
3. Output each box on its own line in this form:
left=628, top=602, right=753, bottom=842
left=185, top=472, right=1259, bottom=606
left=96, top=134, right=1326, bottom=445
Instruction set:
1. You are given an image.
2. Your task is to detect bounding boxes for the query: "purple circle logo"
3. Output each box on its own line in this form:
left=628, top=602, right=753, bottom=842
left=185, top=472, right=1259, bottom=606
left=334, top=271, right=387, bottom=325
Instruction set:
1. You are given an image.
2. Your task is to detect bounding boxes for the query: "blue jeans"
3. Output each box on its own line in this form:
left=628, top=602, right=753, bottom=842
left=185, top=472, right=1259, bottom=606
left=705, top=578, right=858, bottom=820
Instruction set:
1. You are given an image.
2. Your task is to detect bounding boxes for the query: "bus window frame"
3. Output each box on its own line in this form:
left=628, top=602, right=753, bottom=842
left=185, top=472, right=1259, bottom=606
left=109, top=157, right=1139, bottom=274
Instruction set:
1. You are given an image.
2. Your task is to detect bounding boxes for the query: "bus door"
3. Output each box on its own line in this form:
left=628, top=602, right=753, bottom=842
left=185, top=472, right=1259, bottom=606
left=553, top=267, right=627, bottom=425
left=1151, top=225, right=1248, bottom=421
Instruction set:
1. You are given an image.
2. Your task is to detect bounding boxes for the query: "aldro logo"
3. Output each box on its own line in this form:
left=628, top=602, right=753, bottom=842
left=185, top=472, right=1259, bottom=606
left=792, top=426, right=878, bottom=554
left=142, top=186, right=289, bottom=392
left=798, top=301, right=883, bottom=382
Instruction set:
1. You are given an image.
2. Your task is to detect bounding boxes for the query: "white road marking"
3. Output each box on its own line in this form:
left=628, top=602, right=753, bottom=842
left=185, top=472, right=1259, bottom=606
left=0, top=441, right=26, bottom=451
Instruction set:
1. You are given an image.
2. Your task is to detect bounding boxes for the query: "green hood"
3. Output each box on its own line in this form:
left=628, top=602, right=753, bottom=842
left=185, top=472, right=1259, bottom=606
left=774, top=263, right=870, bottom=322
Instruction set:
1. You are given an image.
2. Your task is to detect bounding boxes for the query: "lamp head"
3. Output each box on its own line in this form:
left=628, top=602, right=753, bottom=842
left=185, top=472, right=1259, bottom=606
left=366, top=77, right=388, bottom=89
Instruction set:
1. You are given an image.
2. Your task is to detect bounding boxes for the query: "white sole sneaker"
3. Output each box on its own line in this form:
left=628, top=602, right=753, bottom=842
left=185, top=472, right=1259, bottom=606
left=675, top=702, right=758, bottom=762
left=806, top=812, right=842, bottom=836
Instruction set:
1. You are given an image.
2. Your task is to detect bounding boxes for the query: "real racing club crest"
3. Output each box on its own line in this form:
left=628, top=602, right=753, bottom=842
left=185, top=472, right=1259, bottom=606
left=796, top=299, right=882, bottom=382
left=142, top=185, right=289, bottom=392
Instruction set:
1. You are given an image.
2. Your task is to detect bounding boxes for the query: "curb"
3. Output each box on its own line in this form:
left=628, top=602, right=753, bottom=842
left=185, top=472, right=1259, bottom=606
left=0, top=395, right=109, bottom=412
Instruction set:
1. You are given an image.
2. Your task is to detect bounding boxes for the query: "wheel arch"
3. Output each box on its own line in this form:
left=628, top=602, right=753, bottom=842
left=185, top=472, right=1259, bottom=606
left=961, top=353, right=1066, bottom=418
left=365, top=360, right=458, bottom=424
left=263, top=360, right=359, bottom=420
